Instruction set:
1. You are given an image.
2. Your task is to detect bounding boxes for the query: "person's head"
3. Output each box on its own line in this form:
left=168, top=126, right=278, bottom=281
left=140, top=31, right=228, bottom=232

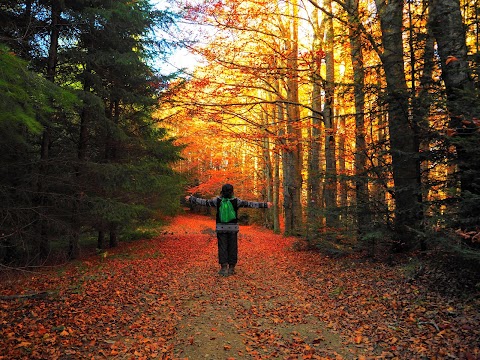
left=220, top=183, right=234, bottom=198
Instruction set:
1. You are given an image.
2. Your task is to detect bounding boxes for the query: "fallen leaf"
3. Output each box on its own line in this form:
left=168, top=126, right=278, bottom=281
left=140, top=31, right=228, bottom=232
left=446, top=56, right=459, bottom=65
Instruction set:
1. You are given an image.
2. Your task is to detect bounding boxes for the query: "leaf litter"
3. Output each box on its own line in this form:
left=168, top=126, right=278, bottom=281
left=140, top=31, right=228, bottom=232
left=0, top=213, right=479, bottom=359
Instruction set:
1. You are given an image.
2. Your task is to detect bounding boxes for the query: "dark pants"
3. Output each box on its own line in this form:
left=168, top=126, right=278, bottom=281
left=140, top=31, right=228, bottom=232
left=217, top=231, right=238, bottom=265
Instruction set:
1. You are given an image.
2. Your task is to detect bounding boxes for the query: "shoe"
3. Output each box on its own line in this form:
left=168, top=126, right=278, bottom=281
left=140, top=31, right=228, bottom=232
left=228, top=264, right=235, bottom=276
left=218, top=263, right=228, bottom=277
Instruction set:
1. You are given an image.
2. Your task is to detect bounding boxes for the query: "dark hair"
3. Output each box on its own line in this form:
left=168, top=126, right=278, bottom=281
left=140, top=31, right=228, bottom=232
left=220, top=183, right=234, bottom=198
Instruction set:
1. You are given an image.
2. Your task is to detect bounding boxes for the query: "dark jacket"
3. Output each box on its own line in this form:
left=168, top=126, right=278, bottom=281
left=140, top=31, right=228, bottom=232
left=188, top=196, right=268, bottom=230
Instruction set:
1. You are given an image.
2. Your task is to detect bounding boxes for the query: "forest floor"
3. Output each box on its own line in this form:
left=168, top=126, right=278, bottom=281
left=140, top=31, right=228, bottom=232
left=0, top=213, right=479, bottom=359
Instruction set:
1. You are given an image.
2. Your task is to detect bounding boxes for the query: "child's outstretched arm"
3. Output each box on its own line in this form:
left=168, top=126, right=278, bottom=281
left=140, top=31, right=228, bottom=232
left=237, top=199, right=272, bottom=209
left=185, top=195, right=217, bottom=207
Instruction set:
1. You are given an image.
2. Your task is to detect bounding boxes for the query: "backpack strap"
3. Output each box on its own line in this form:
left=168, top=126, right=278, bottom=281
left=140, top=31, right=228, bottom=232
left=217, top=197, right=237, bottom=208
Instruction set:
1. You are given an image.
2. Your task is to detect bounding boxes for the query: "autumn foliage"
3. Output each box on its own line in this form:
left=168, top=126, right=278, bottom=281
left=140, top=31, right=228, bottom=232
left=1, top=214, right=478, bottom=359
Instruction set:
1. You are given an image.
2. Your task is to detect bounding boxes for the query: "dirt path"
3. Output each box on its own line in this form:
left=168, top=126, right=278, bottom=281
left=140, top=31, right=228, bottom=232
left=167, top=215, right=352, bottom=359
left=1, top=213, right=479, bottom=359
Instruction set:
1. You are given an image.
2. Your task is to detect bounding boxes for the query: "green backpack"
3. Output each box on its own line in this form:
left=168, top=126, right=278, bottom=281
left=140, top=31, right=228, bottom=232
left=219, top=198, right=236, bottom=223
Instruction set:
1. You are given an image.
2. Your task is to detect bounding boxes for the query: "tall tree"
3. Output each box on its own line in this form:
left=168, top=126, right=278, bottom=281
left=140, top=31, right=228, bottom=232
left=346, top=0, right=370, bottom=240
left=69, top=0, right=182, bottom=253
left=429, top=0, right=480, bottom=231
left=37, top=0, right=65, bottom=258
left=281, top=0, right=304, bottom=235
left=0, top=46, right=77, bottom=264
left=0, top=0, right=184, bottom=264
left=375, top=0, right=423, bottom=250
left=323, top=0, right=338, bottom=229
left=307, top=6, right=324, bottom=239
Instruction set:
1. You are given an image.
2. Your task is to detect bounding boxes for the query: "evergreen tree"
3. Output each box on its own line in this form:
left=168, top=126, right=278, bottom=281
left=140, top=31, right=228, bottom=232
left=0, top=46, right=78, bottom=263
left=0, top=1, right=184, bottom=264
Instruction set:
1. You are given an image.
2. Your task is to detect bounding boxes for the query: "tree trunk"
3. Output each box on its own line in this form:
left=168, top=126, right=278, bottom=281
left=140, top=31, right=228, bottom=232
left=261, top=110, right=273, bottom=229
left=98, top=230, right=106, bottom=250
left=109, top=226, right=118, bottom=248
left=323, top=0, right=338, bottom=229
left=429, top=0, right=479, bottom=200
left=347, top=0, right=371, bottom=240
left=37, top=0, right=62, bottom=260
left=46, top=1, right=60, bottom=83
left=273, top=77, right=282, bottom=234
left=410, top=4, right=436, bottom=251
left=108, top=99, right=120, bottom=247
left=375, top=0, right=422, bottom=251
left=273, top=142, right=281, bottom=233
left=338, top=107, right=347, bottom=219
left=372, top=98, right=389, bottom=227
left=282, top=0, right=303, bottom=235
left=70, top=27, right=94, bottom=260
left=307, top=6, right=323, bottom=240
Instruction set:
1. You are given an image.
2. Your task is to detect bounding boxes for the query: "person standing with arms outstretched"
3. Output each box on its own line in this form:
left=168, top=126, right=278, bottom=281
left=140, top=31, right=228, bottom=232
left=185, top=183, right=272, bottom=276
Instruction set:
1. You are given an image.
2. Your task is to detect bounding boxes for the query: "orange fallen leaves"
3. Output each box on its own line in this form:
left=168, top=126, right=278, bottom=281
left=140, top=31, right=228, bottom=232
left=0, top=213, right=478, bottom=359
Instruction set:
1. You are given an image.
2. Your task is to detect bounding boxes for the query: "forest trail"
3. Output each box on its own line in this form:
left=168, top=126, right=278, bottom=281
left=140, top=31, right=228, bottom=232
left=167, top=215, right=351, bottom=359
left=1, top=213, right=479, bottom=359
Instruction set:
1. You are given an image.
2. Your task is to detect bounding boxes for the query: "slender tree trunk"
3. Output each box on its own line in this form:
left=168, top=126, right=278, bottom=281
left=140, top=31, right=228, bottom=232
left=307, top=7, right=323, bottom=240
left=109, top=225, right=118, bottom=248
left=323, top=0, right=338, bottom=229
left=282, top=0, right=303, bottom=235
left=261, top=108, right=273, bottom=228
left=70, top=29, right=93, bottom=259
left=98, top=230, right=106, bottom=250
left=373, top=101, right=389, bottom=226
left=273, top=78, right=282, bottom=233
left=46, top=1, right=60, bottom=83
left=18, top=0, right=34, bottom=59
left=338, top=109, right=347, bottom=218
left=109, top=99, right=120, bottom=248
left=375, top=0, right=422, bottom=251
left=273, top=143, right=281, bottom=233
left=37, top=0, right=61, bottom=260
left=347, top=0, right=370, bottom=241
